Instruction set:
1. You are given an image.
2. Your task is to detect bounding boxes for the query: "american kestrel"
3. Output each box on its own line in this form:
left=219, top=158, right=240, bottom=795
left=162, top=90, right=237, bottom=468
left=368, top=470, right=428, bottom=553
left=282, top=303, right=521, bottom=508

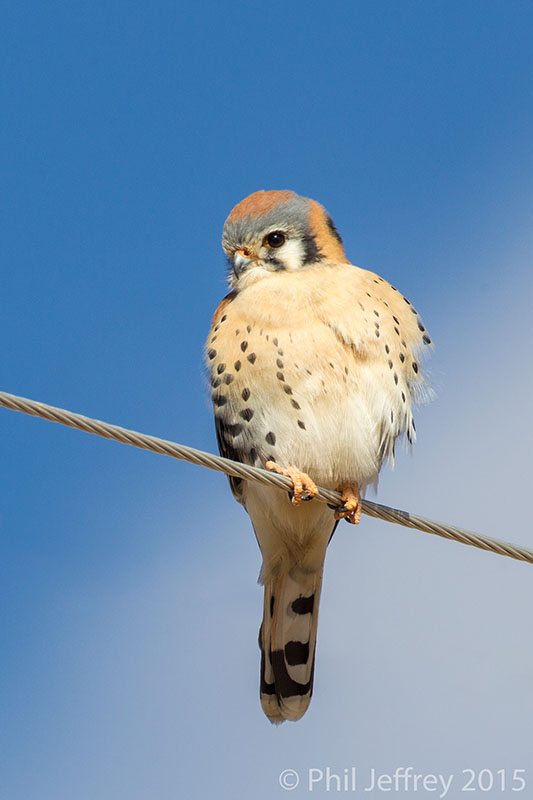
left=206, top=190, right=432, bottom=723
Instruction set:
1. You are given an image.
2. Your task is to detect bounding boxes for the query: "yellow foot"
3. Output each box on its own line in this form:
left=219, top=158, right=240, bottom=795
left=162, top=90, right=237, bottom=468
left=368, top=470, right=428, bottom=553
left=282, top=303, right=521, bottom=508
left=334, top=483, right=362, bottom=525
left=266, top=461, right=318, bottom=506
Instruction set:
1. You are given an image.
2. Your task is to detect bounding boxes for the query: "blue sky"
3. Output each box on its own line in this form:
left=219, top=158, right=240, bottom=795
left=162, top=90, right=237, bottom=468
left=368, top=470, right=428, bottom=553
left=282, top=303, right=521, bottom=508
left=2, top=1, right=533, bottom=798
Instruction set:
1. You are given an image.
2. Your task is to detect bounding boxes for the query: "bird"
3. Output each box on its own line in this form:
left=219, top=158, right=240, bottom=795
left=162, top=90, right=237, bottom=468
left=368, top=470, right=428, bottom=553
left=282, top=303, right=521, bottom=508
left=205, top=190, right=432, bottom=723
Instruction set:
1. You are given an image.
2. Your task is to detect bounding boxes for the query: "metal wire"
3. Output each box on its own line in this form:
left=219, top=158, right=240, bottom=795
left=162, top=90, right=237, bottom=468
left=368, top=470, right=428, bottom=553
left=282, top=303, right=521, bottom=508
left=1, top=389, right=532, bottom=565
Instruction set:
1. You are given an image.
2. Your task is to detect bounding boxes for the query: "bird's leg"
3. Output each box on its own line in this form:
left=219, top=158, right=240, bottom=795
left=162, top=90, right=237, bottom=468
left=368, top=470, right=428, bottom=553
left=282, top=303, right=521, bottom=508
left=266, top=461, right=318, bottom=506
left=334, top=483, right=362, bottom=524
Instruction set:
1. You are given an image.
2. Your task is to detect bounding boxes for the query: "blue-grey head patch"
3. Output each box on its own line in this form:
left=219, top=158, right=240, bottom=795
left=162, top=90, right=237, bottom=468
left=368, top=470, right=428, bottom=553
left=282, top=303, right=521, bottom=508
left=223, top=193, right=324, bottom=266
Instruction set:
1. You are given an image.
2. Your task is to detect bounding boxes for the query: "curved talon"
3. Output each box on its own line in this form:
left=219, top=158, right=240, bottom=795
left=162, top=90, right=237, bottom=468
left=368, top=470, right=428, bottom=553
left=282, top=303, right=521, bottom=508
left=266, top=461, right=318, bottom=506
left=334, top=483, right=362, bottom=525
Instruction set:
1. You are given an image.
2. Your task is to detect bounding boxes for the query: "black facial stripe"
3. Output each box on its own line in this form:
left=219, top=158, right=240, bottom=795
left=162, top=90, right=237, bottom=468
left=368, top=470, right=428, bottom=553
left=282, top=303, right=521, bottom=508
left=326, top=214, right=343, bottom=244
left=301, top=233, right=324, bottom=264
left=263, top=255, right=285, bottom=270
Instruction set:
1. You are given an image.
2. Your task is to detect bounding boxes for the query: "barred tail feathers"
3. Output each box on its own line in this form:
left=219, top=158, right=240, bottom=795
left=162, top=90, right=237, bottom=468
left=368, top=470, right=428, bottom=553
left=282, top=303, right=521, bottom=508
left=259, top=570, right=323, bottom=723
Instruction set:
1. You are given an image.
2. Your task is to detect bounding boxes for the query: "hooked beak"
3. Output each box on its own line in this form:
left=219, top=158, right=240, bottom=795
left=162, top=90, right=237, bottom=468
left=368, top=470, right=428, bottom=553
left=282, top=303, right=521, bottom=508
left=232, top=249, right=255, bottom=279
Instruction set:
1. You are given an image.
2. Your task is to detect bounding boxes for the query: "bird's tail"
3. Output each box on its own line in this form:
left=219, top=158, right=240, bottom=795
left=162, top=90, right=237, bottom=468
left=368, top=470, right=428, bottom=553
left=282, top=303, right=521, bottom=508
left=259, top=568, right=324, bottom=723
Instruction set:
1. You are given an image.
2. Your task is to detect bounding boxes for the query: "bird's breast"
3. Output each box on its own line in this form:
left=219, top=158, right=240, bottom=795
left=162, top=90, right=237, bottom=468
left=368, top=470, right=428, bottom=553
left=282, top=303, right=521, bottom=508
left=207, top=289, right=383, bottom=490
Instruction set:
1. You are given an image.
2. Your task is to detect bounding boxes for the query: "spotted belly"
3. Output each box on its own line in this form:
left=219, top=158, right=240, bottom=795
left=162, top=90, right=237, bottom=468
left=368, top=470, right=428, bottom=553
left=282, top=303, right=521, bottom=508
left=207, top=323, right=386, bottom=497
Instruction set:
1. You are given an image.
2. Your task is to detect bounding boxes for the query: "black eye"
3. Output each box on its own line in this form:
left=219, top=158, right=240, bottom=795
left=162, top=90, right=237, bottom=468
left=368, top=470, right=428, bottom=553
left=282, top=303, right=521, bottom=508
left=265, top=231, right=286, bottom=248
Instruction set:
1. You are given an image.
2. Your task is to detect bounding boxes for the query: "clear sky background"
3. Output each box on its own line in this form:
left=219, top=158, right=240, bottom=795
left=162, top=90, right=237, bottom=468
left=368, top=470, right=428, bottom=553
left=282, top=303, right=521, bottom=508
left=2, top=2, right=533, bottom=798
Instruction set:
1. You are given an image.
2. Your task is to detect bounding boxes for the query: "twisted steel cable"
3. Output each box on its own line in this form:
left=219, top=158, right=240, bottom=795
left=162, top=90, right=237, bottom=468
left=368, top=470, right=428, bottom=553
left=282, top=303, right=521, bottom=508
left=1, top=390, right=531, bottom=565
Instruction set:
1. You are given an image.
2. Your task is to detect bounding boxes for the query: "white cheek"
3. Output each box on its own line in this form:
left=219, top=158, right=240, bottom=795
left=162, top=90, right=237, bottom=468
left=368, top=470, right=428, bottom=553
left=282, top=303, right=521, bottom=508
left=229, top=239, right=307, bottom=289
left=275, top=238, right=305, bottom=270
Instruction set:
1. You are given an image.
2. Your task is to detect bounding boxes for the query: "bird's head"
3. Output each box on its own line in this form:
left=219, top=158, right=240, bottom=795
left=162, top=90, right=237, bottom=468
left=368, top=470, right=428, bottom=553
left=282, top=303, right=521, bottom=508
left=222, top=190, right=348, bottom=288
